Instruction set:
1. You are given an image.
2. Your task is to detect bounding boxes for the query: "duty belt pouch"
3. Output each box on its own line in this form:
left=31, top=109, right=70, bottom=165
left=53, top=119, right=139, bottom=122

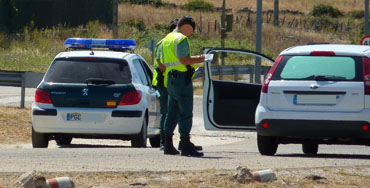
left=185, top=65, right=195, bottom=85
left=156, top=67, right=164, bottom=86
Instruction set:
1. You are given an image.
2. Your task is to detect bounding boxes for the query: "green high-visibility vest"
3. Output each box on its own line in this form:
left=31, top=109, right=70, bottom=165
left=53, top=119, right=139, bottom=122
left=161, top=32, right=197, bottom=87
left=151, top=40, right=163, bottom=87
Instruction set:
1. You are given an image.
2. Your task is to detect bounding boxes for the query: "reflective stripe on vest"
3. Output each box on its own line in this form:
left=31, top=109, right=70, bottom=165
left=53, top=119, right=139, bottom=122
left=174, top=35, right=182, bottom=58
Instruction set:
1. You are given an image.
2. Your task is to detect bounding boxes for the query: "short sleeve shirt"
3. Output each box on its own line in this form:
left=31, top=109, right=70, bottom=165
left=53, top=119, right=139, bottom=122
left=173, top=29, right=190, bottom=58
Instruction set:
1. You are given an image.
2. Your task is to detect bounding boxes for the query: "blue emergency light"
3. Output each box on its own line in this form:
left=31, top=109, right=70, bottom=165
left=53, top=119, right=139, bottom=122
left=64, top=38, right=136, bottom=51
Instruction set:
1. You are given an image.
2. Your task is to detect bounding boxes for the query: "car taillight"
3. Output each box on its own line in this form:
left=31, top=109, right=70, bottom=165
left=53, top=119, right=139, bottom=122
left=262, top=56, right=283, bottom=93
left=362, top=124, right=369, bottom=131
left=363, top=56, right=370, bottom=95
left=35, top=89, right=52, bottom=104
left=119, top=90, right=141, bottom=105
left=310, top=51, right=335, bottom=56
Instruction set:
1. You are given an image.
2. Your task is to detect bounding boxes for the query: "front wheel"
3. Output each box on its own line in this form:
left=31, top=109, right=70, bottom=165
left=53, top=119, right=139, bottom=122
left=131, top=116, right=147, bottom=148
left=302, top=143, right=319, bottom=155
left=257, top=134, right=278, bottom=156
left=32, top=128, right=49, bottom=148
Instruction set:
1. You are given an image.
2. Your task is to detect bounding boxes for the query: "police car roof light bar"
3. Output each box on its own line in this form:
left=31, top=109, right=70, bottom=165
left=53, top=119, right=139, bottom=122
left=64, top=38, right=136, bottom=51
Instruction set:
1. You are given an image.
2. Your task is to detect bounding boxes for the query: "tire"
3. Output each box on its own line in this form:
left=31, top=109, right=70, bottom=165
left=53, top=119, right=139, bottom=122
left=131, top=116, right=147, bottom=148
left=257, top=134, right=278, bottom=156
left=149, top=135, right=161, bottom=148
left=302, top=143, right=319, bottom=155
left=32, top=128, right=49, bottom=148
left=55, top=136, right=72, bottom=146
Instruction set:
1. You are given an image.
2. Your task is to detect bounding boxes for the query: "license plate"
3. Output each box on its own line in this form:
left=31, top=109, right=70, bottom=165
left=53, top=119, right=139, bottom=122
left=67, top=113, right=82, bottom=121
left=294, top=95, right=336, bottom=105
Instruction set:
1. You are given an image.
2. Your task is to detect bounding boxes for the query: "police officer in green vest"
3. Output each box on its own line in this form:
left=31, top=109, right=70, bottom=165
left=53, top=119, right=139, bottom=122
left=160, top=15, right=205, bottom=157
left=152, top=19, right=179, bottom=149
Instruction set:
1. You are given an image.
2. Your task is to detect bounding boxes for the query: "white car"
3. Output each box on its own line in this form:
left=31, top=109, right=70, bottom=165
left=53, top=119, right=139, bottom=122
left=203, top=45, right=370, bottom=155
left=32, top=38, right=160, bottom=148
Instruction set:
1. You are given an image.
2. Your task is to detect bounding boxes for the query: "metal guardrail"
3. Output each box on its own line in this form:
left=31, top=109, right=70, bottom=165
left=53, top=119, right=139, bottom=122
left=0, top=70, right=26, bottom=108
left=194, top=65, right=271, bottom=83
left=0, top=70, right=44, bottom=108
left=0, top=66, right=269, bottom=108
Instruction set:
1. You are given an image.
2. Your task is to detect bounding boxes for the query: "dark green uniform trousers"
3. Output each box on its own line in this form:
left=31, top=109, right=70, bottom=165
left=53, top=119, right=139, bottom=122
left=164, top=71, right=193, bottom=139
left=157, top=84, right=168, bottom=133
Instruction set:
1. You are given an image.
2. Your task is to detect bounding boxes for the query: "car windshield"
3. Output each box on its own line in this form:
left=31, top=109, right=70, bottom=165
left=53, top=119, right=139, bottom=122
left=44, top=58, right=131, bottom=84
left=279, top=56, right=357, bottom=80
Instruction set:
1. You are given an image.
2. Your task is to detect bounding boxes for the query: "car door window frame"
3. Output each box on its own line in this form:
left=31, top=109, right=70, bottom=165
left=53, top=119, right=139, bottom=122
left=132, top=59, right=150, bottom=86
left=139, top=59, right=153, bottom=85
left=203, top=48, right=274, bottom=130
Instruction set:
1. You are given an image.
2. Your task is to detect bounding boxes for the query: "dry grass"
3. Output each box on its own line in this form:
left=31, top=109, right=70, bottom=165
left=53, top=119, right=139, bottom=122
left=118, top=0, right=357, bottom=60
left=163, top=0, right=364, bottom=13
left=0, top=107, right=31, bottom=144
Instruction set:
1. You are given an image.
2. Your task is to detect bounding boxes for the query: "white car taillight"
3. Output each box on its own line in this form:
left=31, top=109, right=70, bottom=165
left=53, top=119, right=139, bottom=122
left=262, top=56, right=283, bottom=93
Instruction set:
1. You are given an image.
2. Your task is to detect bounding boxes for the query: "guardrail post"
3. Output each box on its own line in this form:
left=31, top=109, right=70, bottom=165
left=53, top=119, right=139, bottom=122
left=218, top=66, right=223, bottom=80
left=21, top=73, right=25, bottom=108
left=250, top=69, right=254, bottom=83
left=233, top=66, right=238, bottom=81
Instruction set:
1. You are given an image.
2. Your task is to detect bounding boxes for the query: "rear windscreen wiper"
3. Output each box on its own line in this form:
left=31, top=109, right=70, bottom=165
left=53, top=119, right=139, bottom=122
left=85, top=78, right=115, bottom=85
left=305, top=75, right=347, bottom=81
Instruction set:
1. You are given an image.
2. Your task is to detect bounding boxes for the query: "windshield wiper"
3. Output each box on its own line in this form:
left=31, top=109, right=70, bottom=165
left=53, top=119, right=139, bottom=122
left=85, top=78, right=115, bottom=85
left=304, top=75, right=347, bottom=81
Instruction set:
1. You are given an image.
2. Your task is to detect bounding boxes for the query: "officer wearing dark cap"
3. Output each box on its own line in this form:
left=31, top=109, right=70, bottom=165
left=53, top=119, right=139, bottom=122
left=160, top=15, right=205, bottom=157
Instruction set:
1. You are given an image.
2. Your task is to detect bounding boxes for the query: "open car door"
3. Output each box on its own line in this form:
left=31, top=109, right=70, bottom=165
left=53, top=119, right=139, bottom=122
left=203, top=48, right=274, bottom=131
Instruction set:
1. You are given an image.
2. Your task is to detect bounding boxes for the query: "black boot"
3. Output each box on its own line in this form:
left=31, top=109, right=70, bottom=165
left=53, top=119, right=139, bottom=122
left=160, top=132, right=165, bottom=150
left=180, top=137, right=204, bottom=157
left=164, top=135, right=179, bottom=155
left=178, top=140, right=202, bottom=151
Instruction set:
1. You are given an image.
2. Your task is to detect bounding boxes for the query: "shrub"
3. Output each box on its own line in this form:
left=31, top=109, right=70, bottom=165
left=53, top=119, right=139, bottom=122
left=0, top=32, right=8, bottom=49
left=119, top=0, right=175, bottom=7
left=183, top=0, right=214, bottom=11
left=348, top=10, right=370, bottom=19
left=125, top=19, right=146, bottom=31
left=311, top=4, right=343, bottom=18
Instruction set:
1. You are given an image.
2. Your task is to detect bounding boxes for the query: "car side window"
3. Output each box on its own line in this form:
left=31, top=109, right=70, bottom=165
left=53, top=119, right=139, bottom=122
left=139, top=59, right=153, bottom=83
left=133, top=59, right=149, bottom=85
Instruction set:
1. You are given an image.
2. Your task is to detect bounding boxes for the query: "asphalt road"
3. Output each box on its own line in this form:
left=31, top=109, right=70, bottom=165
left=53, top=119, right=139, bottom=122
left=0, top=86, right=369, bottom=173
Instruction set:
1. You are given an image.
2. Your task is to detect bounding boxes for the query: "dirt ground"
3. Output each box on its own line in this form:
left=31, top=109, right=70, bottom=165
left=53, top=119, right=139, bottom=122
left=0, top=107, right=370, bottom=187
left=1, top=167, right=370, bottom=188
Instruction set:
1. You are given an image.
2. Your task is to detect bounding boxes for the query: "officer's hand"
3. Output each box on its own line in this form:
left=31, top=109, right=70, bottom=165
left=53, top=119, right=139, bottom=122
left=203, top=54, right=214, bottom=63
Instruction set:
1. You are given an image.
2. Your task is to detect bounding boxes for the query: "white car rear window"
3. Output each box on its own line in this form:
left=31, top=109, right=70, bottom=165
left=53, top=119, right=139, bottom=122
left=280, top=56, right=356, bottom=80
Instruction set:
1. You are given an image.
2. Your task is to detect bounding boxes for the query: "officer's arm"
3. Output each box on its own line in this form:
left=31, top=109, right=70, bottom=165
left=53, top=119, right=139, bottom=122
left=158, top=59, right=166, bottom=71
left=156, top=43, right=166, bottom=71
left=177, top=40, right=205, bottom=65
left=179, top=56, right=205, bottom=65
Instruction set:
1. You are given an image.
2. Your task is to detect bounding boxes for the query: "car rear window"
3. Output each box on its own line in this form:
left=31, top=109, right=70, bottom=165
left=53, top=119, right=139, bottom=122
left=275, top=56, right=362, bottom=81
left=44, top=58, right=131, bottom=84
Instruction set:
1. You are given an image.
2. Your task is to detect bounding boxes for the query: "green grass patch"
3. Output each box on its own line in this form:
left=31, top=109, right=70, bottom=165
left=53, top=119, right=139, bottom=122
left=0, top=19, right=276, bottom=72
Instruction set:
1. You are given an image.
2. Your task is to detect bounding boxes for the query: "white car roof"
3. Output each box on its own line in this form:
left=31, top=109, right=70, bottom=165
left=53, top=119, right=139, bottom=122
left=280, top=44, right=370, bottom=57
left=56, top=50, right=134, bottom=60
